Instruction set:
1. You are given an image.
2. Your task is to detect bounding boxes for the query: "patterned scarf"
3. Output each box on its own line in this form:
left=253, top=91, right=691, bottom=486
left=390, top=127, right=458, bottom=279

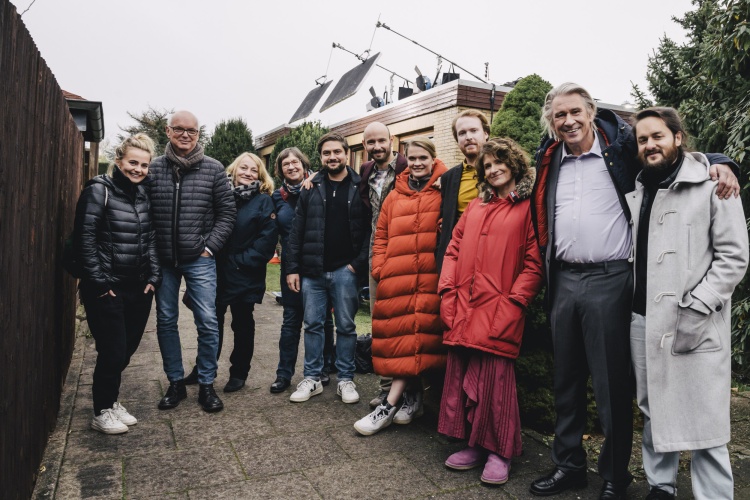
left=165, top=142, right=205, bottom=171
left=234, top=181, right=260, bottom=200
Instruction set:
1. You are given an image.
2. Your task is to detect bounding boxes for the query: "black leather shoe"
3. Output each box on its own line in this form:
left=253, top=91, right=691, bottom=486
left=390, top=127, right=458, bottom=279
left=645, top=487, right=674, bottom=500
left=183, top=366, right=199, bottom=385
left=198, top=384, right=224, bottom=412
left=158, top=380, right=187, bottom=409
left=320, top=372, right=330, bottom=387
left=599, top=479, right=630, bottom=500
left=270, top=377, right=290, bottom=393
left=530, top=468, right=587, bottom=496
left=223, top=377, right=245, bottom=393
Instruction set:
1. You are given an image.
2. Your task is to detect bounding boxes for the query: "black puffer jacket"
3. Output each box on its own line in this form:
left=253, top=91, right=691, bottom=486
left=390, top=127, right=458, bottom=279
left=73, top=168, right=161, bottom=294
left=286, top=167, right=371, bottom=277
left=216, top=190, right=278, bottom=305
left=148, top=154, right=236, bottom=265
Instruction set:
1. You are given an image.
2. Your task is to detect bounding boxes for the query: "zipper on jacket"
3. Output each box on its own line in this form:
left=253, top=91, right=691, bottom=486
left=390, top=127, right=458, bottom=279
left=469, top=275, right=475, bottom=301
left=172, top=179, right=181, bottom=267
left=134, top=195, right=143, bottom=274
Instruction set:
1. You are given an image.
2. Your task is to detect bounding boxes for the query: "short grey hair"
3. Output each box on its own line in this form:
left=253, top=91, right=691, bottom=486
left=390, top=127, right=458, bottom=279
left=167, top=110, right=200, bottom=127
left=540, top=82, right=597, bottom=140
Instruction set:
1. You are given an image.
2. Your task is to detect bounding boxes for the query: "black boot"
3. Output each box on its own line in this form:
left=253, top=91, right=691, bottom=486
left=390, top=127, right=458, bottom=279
left=198, top=384, right=224, bottom=412
left=223, top=377, right=245, bottom=393
left=158, top=380, right=187, bottom=410
left=183, top=366, right=199, bottom=385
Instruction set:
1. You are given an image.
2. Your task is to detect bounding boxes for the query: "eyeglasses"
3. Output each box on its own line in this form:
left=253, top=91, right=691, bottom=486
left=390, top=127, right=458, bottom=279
left=281, top=159, right=301, bottom=169
left=169, top=126, right=199, bottom=137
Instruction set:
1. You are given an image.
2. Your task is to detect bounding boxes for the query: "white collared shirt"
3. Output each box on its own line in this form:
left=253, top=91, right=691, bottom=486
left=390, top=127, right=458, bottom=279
left=554, top=135, right=632, bottom=263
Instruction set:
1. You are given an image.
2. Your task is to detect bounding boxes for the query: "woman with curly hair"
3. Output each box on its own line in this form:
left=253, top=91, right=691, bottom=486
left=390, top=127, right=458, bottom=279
left=438, top=137, right=543, bottom=484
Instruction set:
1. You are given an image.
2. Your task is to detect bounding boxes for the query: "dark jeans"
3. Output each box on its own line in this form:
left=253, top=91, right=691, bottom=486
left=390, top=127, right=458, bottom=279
left=549, top=262, right=634, bottom=483
left=81, top=281, right=153, bottom=415
left=216, top=302, right=255, bottom=380
left=276, top=301, right=335, bottom=381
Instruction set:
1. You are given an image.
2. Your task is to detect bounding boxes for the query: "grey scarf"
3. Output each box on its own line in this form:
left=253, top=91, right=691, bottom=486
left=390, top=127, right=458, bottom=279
left=165, top=142, right=205, bottom=171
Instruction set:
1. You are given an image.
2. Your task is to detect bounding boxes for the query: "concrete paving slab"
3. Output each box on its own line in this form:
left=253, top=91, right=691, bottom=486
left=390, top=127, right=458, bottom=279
left=63, top=421, right=175, bottom=465
left=233, top=430, right=349, bottom=479
left=304, top=452, right=440, bottom=499
left=124, top=445, right=243, bottom=497
left=56, top=459, right=123, bottom=499
left=185, top=474, right=320, bottom=499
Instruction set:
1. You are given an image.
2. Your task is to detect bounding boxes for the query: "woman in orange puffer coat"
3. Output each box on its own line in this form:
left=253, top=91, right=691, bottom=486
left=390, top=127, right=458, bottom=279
left=353, top=137, right=447, bottom=436
left=438, top=137, right=543, bottom=485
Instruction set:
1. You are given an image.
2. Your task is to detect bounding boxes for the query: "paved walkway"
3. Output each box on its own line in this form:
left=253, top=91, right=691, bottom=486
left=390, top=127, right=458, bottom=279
left=32, top=289, right=750, bottom=499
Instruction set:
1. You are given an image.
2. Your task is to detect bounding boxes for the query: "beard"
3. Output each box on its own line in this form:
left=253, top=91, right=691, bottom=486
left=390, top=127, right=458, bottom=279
left=639, top=144, right=680, bottom=171
left=324, top=162, right=346, bottom=175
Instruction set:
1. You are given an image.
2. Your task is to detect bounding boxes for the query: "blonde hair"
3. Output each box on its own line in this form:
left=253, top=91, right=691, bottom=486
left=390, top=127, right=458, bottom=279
left=108, top=133, right=156, bottom=175
left=226, top=152, right=274, bottom=195
left=404, top=136, right=437, bottom=159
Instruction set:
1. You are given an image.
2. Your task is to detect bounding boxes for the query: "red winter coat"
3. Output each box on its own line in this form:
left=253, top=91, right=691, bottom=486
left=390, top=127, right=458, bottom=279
left=371, top=160, right=449, bottom=377
left=439, top=167, right=543, bottom=359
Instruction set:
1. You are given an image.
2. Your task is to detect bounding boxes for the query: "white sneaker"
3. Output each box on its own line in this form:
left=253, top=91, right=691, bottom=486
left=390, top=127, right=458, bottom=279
left=290, top=378, right=323, bottom=402
left=337, top=380, right=360, bottom=404
left=91, top=409, right=129, bottom=435
left=354, top=403, right=397, bottom=435
left=111, top=402, right=137, bottom=426
left=394, top=391, right=424, bottom=424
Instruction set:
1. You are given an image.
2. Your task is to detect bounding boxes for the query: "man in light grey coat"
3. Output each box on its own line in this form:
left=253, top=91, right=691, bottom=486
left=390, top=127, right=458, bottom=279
left=628, top=107, right=748, bottom=500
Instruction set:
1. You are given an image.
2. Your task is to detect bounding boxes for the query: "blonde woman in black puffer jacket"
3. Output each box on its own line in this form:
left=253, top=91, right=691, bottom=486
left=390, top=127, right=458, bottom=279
left=73, top=133, right=161, bottom=435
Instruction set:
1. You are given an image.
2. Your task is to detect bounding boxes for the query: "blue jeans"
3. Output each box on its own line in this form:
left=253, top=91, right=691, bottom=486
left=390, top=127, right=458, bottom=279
left=276, top=300, right=335, bottom=381
left=301, top=265, right=358, bottom=381
left=156, top=256, right=219, bottom=385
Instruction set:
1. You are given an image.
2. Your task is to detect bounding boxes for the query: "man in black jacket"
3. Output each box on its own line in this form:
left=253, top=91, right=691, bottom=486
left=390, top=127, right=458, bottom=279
left=286, top=132, right=370, bottom=405
left=436, top=109, right=490, bottom=273
left=149, top=110, right=236, bottom=413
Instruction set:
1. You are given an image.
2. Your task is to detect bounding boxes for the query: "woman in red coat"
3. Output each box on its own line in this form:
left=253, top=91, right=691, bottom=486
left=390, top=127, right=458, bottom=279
left=438, top=138, right=543, bottom=485
left=353, top=137, right=448, bottom=436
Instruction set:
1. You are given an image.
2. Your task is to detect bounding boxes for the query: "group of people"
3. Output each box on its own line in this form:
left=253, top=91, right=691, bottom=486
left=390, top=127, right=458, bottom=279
left=71, top=81, right=747, bottom=499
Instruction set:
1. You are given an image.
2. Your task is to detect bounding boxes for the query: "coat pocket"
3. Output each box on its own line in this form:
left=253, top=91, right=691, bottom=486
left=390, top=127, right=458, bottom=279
left=440, top=289, right=458, bottom=330
left=488, top=295, right=524, bottom=343
left=671, top=306, right=721, bottom=354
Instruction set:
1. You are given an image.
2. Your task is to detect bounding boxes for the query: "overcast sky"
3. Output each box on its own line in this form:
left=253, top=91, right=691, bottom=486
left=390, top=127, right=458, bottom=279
left=11, top=0, right=695, bottom=145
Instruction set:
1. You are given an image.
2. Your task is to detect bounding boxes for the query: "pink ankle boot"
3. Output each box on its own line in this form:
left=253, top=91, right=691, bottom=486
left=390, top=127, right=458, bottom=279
left=445, top=446, right=486, bottom=470
left=480, top=453, right=510, bottom=484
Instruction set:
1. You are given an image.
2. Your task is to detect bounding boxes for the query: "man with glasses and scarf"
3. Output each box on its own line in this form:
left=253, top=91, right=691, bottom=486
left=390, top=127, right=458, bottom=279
left=149, top=110, right=236, bottom=413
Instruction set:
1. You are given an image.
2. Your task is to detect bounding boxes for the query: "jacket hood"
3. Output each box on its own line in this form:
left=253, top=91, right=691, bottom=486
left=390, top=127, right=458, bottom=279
left=635, top=151, right=711, bottom=190
left=394, top=158, right=448, bottom=195
left=479, top=164, right=536, bottom=202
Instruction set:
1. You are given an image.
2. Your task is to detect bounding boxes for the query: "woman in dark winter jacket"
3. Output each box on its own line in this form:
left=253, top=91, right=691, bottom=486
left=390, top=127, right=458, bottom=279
left=74, top=133, right=161, bottom=435
left=215, top=152, right=278, bottom=393
left=438, top=138, right=543, bottom=485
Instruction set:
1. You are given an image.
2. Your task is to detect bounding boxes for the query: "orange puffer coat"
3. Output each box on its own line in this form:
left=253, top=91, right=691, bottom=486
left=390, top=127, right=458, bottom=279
left=371, top=160, right=448, bottom=377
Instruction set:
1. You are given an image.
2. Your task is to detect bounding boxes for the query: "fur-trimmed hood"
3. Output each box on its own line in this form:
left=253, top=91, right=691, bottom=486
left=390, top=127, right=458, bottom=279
left=479, top=164, right=537, bottom=202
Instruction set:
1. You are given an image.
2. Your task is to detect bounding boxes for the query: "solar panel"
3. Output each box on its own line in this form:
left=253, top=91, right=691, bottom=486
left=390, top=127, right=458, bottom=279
left=319, top=53, right=381, bottom=112
left=289, top=81, right=333, bottom=123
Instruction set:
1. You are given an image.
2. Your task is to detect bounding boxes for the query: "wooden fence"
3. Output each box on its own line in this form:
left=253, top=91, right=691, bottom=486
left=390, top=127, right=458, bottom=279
left=0, top=1, right=84, bottom=498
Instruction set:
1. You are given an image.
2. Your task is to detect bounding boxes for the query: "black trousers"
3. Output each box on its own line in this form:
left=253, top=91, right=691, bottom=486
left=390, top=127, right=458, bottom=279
left=81, top=281, right=153, bottom=415
left=217, top=302, right=255, bottom=380
left=549, top=262, right=634, bottom=484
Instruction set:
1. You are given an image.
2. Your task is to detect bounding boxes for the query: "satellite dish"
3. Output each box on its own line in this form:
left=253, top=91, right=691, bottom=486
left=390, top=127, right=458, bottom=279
left=414, top=65, right=431, bottom=92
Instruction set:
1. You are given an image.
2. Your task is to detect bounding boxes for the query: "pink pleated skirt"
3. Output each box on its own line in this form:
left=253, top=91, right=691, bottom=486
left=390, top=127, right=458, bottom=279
left=437, top=347, right=522, bottom=458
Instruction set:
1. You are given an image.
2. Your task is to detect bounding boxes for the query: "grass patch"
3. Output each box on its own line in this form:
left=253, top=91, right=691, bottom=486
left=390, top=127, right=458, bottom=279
left=266, top=262, right=281, bottom=293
